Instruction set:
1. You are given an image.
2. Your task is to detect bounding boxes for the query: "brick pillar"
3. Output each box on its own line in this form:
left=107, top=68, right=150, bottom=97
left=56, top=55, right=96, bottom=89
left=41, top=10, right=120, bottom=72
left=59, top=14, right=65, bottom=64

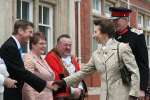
left=80, top=0, right=101, bottom=99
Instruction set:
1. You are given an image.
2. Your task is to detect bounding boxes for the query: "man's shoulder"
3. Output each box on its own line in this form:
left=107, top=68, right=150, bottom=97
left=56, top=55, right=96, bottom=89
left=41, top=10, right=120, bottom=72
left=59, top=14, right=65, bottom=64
left=45, top=49, right=60, bottom=61
left=130, top=28, right=143, bottom=35
left=46, top=50, right=57, bottom=56
left=1, top=37, right=15, bottom=47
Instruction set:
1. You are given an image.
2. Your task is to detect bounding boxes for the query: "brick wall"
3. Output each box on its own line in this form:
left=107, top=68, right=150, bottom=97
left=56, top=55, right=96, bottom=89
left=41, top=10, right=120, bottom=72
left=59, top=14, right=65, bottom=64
left=130, top=0, right=150, bottom=10
left=130, top=0, right=150, bottom=28
left=130, top=7, right=137, bottom=27
left=80, top=0, right=91, bottom=63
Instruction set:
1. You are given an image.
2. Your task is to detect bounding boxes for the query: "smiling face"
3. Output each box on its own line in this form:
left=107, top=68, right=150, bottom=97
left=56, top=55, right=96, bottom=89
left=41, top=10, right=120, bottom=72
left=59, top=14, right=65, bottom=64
left=30, top=32, right=46, bottom=56
left=56, top=37, right=72, bottom=57
left=19, top=26, right=33, bottom=44
left=13, top=20, right=34, bottom=45
left=32, top=39, right=46, bottom=55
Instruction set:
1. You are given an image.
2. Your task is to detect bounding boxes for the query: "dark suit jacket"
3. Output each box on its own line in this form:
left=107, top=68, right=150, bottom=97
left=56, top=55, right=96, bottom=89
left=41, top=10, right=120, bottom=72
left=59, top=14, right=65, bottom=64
left=0, top=37, right=46, bottom=100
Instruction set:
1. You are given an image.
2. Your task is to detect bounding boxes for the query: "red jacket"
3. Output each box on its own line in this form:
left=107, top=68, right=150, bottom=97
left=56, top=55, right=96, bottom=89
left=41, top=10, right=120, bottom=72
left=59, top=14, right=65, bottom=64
left=45, top=48, right=80, bottom=97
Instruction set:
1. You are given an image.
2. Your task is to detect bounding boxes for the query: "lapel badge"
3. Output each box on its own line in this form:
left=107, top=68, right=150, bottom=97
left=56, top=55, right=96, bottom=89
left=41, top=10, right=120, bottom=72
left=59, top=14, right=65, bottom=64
left=117, top=36, right=122, bottom=39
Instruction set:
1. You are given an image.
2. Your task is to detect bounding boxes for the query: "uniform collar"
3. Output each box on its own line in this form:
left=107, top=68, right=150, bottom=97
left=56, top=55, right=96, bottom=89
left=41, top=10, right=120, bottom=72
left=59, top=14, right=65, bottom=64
left=116, top=26, right=129, bottom=35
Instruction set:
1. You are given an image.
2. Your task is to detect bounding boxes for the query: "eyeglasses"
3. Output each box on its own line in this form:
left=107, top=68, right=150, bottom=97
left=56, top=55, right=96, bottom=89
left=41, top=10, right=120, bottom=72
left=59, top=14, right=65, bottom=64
left=37, top=42, right=46, bottom=45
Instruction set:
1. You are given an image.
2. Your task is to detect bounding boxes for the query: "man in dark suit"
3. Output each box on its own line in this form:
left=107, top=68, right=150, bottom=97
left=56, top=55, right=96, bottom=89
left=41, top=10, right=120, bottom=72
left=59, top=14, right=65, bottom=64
left=0, top=20, right=53, bottom=100
left=109, top=7, right=149, bottom=100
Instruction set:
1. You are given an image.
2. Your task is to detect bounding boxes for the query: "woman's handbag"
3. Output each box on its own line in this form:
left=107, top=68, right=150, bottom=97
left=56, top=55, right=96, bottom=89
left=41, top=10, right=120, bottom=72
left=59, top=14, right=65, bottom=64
left=117, top=43, right=131, bottom=86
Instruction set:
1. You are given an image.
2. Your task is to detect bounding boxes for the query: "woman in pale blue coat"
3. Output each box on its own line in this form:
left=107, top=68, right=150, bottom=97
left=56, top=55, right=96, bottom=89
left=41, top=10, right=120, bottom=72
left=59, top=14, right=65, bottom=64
left=55, top=18, right=140, bottom=100
left=0, top=57, right=17, bottom=100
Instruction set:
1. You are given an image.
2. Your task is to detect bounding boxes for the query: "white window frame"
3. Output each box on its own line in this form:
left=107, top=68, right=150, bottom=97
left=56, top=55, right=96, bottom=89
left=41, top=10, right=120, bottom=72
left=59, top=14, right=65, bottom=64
left=104, top=1, right=114, bottom=18
left=16, top=0, right=33, bottom=21
left=16, top=0, right=33, bottom=53
left=92, top=0, right=101, bottom=15
left=38, top=3, right=53, bottom=51
left=137, top=14, right=144, bottom=28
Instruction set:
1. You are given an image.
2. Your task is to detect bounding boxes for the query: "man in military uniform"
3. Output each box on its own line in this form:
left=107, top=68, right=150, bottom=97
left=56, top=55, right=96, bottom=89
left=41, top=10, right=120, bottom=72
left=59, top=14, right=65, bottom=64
left=109, top=7, right=149, bottom=100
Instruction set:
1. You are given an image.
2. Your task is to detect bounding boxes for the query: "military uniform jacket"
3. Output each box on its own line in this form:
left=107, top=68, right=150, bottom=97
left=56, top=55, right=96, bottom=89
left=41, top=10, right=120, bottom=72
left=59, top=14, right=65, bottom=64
left=64, top=39, right=140, bottom=100
left=114, top=26, right=149, bottom=91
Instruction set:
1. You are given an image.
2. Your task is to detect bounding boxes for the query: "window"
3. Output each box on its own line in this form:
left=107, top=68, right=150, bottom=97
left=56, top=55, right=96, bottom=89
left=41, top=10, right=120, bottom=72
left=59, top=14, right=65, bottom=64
left=92, top=39, right=98, bottom=52
left=146, top=17, right=150, bottom=30
left=16, top=0, right=33, bottom=52
left=146, top=35, right=150, bottom=46
left=38, top=4, right=53, bottom=52
left=92, top=0, right=101, bottom=15
left=137, top=14, right=144, bottom=28
left=17, top=0, right=33, bottom=21
left=91, top=21, right=98, bottom=52
left=104, top=2, right=114, bottom=17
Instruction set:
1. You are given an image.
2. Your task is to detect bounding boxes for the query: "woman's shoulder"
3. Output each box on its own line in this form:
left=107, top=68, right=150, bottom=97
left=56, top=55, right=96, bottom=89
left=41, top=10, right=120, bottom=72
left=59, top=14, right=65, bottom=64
left=119, top=42, right=130, bottom=48
left=23, top=53, right=34, bottom=61
left=119, top=42, right=131, bottom=53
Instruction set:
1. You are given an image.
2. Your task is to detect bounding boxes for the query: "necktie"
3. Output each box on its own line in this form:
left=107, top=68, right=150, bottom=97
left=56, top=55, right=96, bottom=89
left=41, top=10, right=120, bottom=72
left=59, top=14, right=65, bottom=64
left=19, top=48, right=23, bottom=59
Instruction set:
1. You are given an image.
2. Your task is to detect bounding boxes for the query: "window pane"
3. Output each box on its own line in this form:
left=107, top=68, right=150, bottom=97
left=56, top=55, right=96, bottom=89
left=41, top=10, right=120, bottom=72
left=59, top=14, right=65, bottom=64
left=104, top=3, right=112, bottom=17
left=96, top=0, right=99, bottom=10
left=92, top=0, right=99, bottom=10
left=92, top=39, right=97, bottom=52
left=22, top=1, right=29, bottom=20
left=39, top=26, right=49, bottom=52
left=92, top=0, right=95, bottom=9
left=39, top=6, right=42, bottom=23
left=138, top=15, right=141, bottom=24
left=43, top=7, right=49, bottom=25
left=17, top=0, right=21, bottom=19
left=147, top=18, right=150, bottom=26
left=147, top=35, right=149, bottom=46
left=93, top=0, right=96, bottom=10
left=39, top=26, right=49, bottom=41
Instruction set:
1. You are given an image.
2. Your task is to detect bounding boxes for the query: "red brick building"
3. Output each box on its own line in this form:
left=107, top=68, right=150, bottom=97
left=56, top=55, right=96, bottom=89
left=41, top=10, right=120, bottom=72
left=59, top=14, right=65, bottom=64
left=0, top=0, right=149, bottom=100
left=77, top=0, right=150, bottom=100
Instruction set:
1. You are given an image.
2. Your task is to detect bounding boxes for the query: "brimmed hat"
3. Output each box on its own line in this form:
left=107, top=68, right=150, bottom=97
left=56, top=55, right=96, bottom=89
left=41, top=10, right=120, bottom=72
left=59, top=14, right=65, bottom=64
left=108, top=7, right=132, bottom=20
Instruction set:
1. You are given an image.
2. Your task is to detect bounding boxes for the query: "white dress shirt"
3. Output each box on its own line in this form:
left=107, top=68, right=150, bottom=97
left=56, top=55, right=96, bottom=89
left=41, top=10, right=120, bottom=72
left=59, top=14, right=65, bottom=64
left=0, top=57, right=9, bottom=93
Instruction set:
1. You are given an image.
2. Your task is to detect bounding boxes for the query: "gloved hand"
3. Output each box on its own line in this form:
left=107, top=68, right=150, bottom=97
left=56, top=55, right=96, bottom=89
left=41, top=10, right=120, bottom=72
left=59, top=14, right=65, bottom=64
left=52, top=79, right=67, bottom=93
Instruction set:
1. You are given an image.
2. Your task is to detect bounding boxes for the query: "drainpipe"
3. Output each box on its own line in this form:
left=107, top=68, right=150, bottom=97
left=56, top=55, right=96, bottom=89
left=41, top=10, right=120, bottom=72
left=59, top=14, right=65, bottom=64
left=75, top=0, right=81, bottom=64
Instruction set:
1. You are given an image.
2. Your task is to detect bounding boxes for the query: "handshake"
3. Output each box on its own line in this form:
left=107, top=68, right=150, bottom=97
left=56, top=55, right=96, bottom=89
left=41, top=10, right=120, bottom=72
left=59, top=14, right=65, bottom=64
left=46, top=80, right=66, bottom=92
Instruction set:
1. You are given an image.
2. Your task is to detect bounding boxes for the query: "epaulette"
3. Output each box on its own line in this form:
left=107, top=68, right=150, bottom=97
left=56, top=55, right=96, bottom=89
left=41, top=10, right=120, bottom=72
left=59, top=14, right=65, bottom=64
left=131, top=28, right=143, bottom=35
